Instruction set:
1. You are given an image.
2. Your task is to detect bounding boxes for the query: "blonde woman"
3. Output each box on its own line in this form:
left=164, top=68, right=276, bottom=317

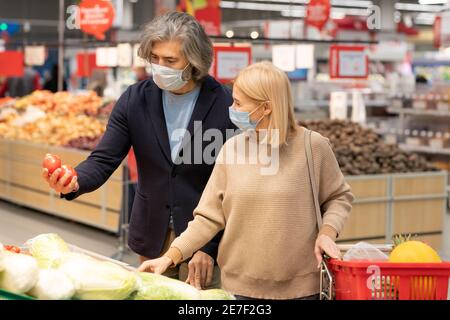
left=139, top=61, right=354, bottom=300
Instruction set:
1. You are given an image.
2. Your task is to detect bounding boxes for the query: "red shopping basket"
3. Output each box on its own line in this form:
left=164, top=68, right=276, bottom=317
left=322, top=259, right=450, bottom=300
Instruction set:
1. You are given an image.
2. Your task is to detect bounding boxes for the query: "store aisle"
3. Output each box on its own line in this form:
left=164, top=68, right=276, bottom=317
left=0, top=200, right=139, bottom=267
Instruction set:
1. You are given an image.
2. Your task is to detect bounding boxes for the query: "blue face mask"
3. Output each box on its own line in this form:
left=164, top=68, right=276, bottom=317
left=229, top=103, right=266, bottom=131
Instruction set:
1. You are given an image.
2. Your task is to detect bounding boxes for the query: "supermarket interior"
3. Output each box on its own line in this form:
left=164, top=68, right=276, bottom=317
left=1, top=0, right=450, bottom=301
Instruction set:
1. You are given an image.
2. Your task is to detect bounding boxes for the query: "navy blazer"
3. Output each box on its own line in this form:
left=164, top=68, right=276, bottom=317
left=63, top=76, right=235, bottom=259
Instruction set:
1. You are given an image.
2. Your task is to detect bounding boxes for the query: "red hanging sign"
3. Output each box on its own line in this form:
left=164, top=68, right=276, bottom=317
left=329, top=45, right=368, bottom=79
left=195, top=6, right=222, bottom=36
left=434, top=15, right=442, bottom=49
left=79, top=0, right=115, bottom=40
left=306, top=0, right=331, bottom=31
left=76, top=53, right=107, bottom=77
left=0, top=51, right=24, bottom=77
left=177, top=0, right=222, bottom=36
left=212, top=46, right=252, bottom=83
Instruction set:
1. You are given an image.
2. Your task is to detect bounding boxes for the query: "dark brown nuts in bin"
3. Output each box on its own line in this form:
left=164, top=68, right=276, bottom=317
left=299, top=119, right=438, bottom=175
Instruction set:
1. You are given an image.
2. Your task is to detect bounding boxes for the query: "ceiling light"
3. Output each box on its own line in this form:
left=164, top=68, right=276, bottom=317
left=418, top=0, right=447, bottom=4
left=250, top=31, right=259, bottom=39
left=281, top=9, right=306, bottom=18
left=222, top=0, right=374, bottom=17
left=394, top=11, right=402, bottom=23
left=241, top=0, right=373, bottom=7
left=225, top=30, right=234, bottom=38
left=331, top=12, right=346, bottom=19
left=395, top=3, right=444, bottom=12
left=331, top=0, right=373, bottom=7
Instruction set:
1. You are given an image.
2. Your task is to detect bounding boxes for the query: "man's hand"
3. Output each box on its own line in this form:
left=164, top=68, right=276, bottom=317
left=186, top=251, right=214, bottom=290
left=42, top=168, right=79, bottom=195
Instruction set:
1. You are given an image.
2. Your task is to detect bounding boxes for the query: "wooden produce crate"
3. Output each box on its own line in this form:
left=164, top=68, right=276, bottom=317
left=339, top=171, right=448, bottom=253
left=392, top=173, right=446, bottom=236
left=339, top=175, right=389, bottom=241
left=0, top=139, right=124, bottom=233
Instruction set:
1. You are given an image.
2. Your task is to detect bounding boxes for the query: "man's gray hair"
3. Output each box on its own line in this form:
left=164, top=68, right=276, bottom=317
left=138, top=12, right=213, bottom=82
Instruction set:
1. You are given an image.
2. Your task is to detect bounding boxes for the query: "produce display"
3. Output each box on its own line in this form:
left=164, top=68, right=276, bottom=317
left=0, top=235, right=235, bottom=300
left=0, top=109, right=106, bottom=147
left=0, top=252, right=39, bottom=294
left=0, top=90, right=112, bottom=149
left=200, top=289, right=237, bottom=300
left=29, top=269, right=75, bottom=300
left=60, top=252, right=137, bottom=300
left=299, top=119, right=438, bottom=175
left=14, top=90, right=102, bottom=116
left=64, top=135, right=104, bottom=151
left=3, top=245, right=21, bottom=254
left=0, top=97, right=14, bottom=108
left=27, top=233, right=70, bottom=269
left=133, top=272, right=202, bottom=300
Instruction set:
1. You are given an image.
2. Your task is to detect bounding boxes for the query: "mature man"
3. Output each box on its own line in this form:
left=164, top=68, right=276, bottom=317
left=43, top=12, right=235, bottom=289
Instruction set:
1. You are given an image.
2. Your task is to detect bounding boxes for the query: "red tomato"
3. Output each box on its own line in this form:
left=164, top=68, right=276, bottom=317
left=4, top=245, right=21, bottom=253
left=42, top=153, right=61, bottom=174
left=58, top=164, right=78, bottom=186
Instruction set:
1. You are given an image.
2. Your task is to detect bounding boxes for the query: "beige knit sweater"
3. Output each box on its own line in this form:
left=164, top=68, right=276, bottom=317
left=165, top=126, right=354, bottom=299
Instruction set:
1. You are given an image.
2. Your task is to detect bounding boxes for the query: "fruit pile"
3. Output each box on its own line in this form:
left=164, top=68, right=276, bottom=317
left=0, top=90, right=111, bottom=148
left=64, top=135, right=104, bottom=151
left=299, top=119, right=438, bottom=175
left=0, top=113, right=105, bottom=146
left=14, top=90, right=103, bottom=116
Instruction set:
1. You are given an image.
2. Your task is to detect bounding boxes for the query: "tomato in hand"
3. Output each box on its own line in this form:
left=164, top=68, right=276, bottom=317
left=42, top=153, right=61, bottom=174
left=58, top=164, right=78, bottom=186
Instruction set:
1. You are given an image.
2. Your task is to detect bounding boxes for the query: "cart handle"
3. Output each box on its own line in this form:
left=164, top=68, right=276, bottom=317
left=319, top=254, right=334, bottom=300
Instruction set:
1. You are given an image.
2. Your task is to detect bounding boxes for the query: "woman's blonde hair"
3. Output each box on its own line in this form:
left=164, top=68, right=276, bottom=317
left=234, top=61, right=297, bottom=147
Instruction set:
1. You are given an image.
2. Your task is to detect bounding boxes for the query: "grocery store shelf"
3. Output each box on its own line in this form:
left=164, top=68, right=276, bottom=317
left=387, top=107, right=450, bottom=117
left=413, top=59, right=450, bottom=67
left=303, top=100, right=389, bottom=108
left=399, top=144, right=450, bottom=156
left=372, top=128, right=399, bottom=135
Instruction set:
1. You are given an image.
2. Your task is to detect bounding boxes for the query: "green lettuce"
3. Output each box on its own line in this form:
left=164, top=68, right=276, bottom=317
left=200, top=289, right=236, bottom=300
left=133, top=272, right=201, bottom=300
left=60, top=253, right=138, bottom=300
left=26, top=233, right=70, bottom=269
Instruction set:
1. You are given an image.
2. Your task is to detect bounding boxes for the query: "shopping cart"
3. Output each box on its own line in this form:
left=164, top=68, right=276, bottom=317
left=320, top=244, right=450, bottom=300
left=0, top=289, right=35, bottom=300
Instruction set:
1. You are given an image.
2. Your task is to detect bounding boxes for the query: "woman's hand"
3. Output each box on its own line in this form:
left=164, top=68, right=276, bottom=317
left=138, top=256, right=173, bottom=274
left=314, top=234, right=342, bottom=268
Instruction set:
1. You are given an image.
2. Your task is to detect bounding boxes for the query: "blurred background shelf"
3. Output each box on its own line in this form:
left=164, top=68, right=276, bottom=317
left=388, top=107, right=450, bottom=117
left=399, top=144, right=450, bottom=156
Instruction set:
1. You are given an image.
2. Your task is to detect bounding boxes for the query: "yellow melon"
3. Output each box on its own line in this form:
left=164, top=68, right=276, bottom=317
left=389, top=241, right=441, bottom=263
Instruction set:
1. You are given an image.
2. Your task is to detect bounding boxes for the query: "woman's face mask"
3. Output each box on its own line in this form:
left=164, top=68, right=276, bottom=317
left=229, top=103, right=267, bottom=131
left=151, top=63, right=190, bottom=91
